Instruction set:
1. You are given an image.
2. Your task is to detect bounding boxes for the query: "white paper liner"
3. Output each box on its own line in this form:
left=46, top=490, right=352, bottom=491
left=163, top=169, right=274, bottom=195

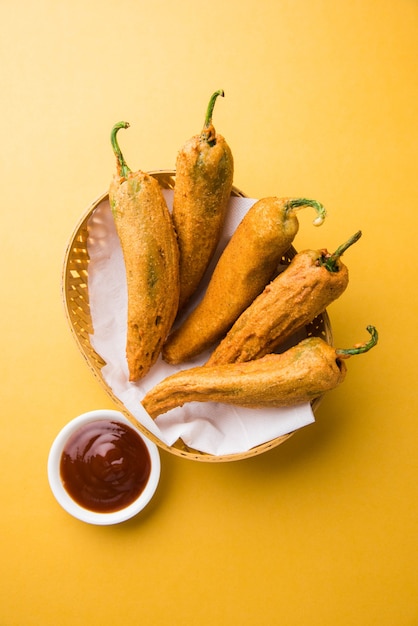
left=86, top=190, right=315, bottom=456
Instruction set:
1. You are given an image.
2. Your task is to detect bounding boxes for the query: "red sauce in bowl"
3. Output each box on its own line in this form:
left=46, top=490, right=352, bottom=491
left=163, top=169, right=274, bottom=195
left=60, top=420, right=151, bottom=513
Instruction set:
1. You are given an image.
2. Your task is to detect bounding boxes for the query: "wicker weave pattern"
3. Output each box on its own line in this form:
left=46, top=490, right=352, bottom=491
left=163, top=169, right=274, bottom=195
left=62, top=171, right=332, bottom=462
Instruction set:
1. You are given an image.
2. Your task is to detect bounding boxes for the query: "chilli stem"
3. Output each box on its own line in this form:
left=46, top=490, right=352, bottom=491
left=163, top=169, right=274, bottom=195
left=204, top=89, right=225, bottom=127
left=111, top=121, right=131, bottom=178
left=284, top=198, right=327, bottom=227
left=202, top=89, right=224, bottom=145
left=336, top=325, right=379, bottom=358
left=320, top=230, right=362, bottom=272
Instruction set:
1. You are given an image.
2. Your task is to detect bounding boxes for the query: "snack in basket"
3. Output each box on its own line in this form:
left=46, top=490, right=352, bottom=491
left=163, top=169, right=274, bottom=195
left=109, top=122, right=180, bottom=382
left=163, top=196, right=326, bottom=364
left=142, top=327, right=378, bottom=418
left=172, top=89, right=234, bottom=309
left=207, top=231, right=362, bottom=366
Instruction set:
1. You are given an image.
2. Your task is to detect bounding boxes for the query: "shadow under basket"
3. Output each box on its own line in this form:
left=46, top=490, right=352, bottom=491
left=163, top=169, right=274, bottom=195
left=62, top=170, right=333, bottom=462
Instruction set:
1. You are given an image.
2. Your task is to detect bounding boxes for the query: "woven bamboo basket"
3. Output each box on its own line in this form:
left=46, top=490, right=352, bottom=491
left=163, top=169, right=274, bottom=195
left=62, top=170, right=333, bottom=462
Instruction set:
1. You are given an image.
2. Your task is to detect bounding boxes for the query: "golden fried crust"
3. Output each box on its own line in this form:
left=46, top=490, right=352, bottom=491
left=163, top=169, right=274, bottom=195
left=207, top=250, right=349, bottom=366
left=172, top=133, right=234, bottom=309
left=109, top=172, right=180, bottom=381
left=142, top=337, right=347, bottom=418
left=163, top=197, right=300, bottom=364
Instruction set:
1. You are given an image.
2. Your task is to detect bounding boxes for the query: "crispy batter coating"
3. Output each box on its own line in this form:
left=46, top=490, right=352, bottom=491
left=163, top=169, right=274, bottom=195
left=173, top=131, right=233, bottom=309
left=206, top=249, right=349, bottom=366
left=163, top=197, right=325, bottom=364
left=142, top=337, right=347, bottom=418
left=110, top=172, right=180, bottom=382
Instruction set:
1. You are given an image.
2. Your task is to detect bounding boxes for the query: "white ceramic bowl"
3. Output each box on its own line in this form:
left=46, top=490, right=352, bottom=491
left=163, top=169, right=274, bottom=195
left=47, top=409, right=161, bottom=525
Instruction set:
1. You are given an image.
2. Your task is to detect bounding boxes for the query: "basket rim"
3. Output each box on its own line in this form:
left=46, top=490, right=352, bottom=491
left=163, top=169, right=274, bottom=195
left=62, top=169, right=333, bottom=462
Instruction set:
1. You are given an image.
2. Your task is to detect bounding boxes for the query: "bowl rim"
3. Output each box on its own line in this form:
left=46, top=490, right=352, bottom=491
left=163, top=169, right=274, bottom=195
left=47, top=409, right=161, bottom=525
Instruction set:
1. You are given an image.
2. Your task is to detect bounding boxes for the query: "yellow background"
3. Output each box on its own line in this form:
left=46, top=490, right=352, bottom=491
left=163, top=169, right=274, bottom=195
left=1, top=0, right=417, bottom=624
